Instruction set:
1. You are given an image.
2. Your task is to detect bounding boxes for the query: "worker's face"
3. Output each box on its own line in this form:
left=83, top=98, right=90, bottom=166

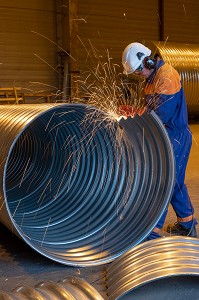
left=134, top=66, right=153, bottom=79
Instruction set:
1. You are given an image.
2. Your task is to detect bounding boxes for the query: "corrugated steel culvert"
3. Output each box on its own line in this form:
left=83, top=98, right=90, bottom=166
left=0, top=276, right=104, bottom=300
left=106, top=236, right=199, bottom=299
left=0, top=104, right=174, bottom=266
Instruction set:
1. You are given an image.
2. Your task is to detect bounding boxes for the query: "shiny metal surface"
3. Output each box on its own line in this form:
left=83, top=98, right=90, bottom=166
left=0, top=277, right=104, bottom=299
left=150, top=41, right=199, bottom=116
left=0, top=104, right=174, bottom=266
left=106, top=236, right=199, bottom=299
left=118, top=111, right=175, bottom=242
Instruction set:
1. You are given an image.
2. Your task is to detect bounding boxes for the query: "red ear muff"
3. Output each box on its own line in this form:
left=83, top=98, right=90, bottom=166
left=143, top=57, right=156, bottom=70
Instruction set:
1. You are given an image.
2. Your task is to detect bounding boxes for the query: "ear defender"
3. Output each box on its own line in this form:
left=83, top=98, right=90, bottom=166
left=143, top=57, right=156, bottom=70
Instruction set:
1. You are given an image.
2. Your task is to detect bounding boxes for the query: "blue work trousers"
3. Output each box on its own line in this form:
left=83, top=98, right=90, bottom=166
left=156, top=126, right=194, bottom=229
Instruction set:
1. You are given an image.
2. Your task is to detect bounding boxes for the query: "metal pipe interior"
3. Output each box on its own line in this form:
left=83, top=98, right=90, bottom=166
left=0, top=104, right=174, bottom=266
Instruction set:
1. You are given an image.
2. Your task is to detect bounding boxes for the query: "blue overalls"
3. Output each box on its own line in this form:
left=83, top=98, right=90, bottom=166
left=144, top=59, right=196, bottom=235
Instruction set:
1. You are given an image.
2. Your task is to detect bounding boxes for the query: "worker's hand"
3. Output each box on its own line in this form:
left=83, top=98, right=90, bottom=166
left=118, top=105, right=146, bottom=118
left=137, top=106, right=146, bottom=116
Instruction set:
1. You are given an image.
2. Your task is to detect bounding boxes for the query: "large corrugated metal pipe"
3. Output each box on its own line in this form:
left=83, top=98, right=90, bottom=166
left=0, top=104, right=174, bottom=266
left=106, top=236, right=199, bottom=299
left=0, top=276, right=104, bottom=299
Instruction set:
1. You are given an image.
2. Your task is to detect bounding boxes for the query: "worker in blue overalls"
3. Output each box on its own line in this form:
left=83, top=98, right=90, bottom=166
left=122, top=42, right=197, bottom=239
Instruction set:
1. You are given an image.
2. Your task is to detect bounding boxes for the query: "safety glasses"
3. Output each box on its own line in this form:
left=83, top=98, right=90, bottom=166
left=134, top=63, right=144, bottom=75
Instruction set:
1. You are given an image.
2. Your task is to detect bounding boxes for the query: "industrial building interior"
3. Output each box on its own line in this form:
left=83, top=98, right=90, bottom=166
left=0, top=1, right=199, bottom=299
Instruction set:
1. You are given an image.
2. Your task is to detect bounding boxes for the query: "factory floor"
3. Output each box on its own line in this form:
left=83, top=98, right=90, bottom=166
left=0, top=123, right=199, bottom=299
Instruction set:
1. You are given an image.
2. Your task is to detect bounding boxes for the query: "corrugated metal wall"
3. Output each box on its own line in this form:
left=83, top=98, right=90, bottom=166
left=77, top=0, right=159, bottom=83
left=0, top=0, right=58, bottom=94
left=77, top=0, right=199, bottom=68
left=164, top=0, right=199, bottom=43
left=1, top=1, right=199, bottom=100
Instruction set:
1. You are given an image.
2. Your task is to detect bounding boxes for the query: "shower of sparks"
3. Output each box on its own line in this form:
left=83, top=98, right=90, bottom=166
left=3, top=38, right=172, bottom=239
left=174, top=139, right=181, bottom=145
left=163, top=36, right=169, bottom=47
left=76, top=38, right=146, bottom=122
left=19, top=158, right=31, bottom=187
left=73, top=18, right=87, bottom=23
left=20, top=213, right=25, bottom=227
left=50, top=127, right=59, bottom=156
left=18, top=133, right=30, bottom=150
left=48, top=119, right=76, bottom=133
left=157, top=13, right=161, bottom=25
left=12, top=199, right=22, bottom=218
left=24, top=82, right=62, bottom=101
left=31, top=31, right=76, bottom=61
left=187, top=127, right=198, bottom=146
left=61, top=135, right=75, bottom=150
left=37, top=179, right=52, bottom=204
left=5, top=32, right=193, bottom=264
left=34, top=54, right=63, bottom=76
left=41, top=217, right=51, bottom=247
left=54, top=173, right=66, bottom=199
left=29, top=81, right=59, bottom=91
left=26, top=170, right=39, bottom=192
left=0, top=199, right=5, bottom=211
left=45, top=112, right=56, bottom=131
left=183, top=4, right=187, bottom=18
left=64, top=147, right=85, bottom=193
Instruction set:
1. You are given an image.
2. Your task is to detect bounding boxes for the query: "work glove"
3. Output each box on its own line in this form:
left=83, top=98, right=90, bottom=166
left=118, top=105, right=146, bottom=118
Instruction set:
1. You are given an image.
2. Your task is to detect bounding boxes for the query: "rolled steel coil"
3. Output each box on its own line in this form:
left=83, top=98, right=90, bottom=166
left=0, top=276, right=104, bottom=299
left=149, top=41, right=199, bottom=116
left=106, top=236, right=199, bottom=299
left=0, top=104, right=174, bottom=266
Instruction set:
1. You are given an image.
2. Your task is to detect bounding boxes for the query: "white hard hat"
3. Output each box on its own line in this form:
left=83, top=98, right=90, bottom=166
left=122, top=42, right=151, bottom=75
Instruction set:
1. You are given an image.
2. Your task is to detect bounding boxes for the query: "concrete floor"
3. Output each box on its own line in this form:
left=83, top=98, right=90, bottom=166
left=0, top=123, right=199, bottom=299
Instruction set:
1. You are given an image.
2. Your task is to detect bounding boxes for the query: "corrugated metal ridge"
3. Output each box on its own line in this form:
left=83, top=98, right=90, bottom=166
left=107, top=236, right=199, bottom=299
left=0, top=276, right=104, bottom=300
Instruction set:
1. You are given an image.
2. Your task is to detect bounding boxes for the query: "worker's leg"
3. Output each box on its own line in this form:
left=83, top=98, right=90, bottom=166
left=167, top=128, right=197, bottom=236
left=146, top=209, right=168, bottom=240
left=146, top=127, right=196, bottom=241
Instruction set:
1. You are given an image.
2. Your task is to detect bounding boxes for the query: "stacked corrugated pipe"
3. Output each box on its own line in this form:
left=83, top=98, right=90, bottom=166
left=106, top=236, right=199, bottom=299
left=0, top=277, right=104, bottom=299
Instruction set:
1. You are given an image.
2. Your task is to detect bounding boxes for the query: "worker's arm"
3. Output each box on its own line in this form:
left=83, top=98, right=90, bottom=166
left=145, top=65, right=181, bottom=123
left=152, top=93, right=179, bottom=124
